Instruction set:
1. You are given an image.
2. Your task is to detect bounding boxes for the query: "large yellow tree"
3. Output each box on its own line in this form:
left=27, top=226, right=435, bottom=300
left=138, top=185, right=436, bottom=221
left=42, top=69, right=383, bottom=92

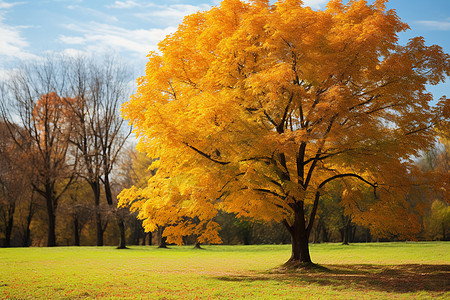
left=119, top=0, right=450, bottom=264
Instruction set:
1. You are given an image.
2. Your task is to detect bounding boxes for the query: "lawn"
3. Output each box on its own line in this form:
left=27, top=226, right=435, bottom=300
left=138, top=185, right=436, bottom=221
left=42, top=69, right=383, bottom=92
left=0, top=242, right=448, bottom=299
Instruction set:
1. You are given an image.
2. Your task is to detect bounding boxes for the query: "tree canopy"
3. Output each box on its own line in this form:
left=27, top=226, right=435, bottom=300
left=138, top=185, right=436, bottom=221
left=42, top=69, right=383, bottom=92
left=118, top=0, right=450, bottom=263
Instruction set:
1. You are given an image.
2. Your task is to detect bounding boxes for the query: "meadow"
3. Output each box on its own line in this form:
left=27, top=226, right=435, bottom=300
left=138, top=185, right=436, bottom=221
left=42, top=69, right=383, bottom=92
left=0, top=242, right=448, bottom=299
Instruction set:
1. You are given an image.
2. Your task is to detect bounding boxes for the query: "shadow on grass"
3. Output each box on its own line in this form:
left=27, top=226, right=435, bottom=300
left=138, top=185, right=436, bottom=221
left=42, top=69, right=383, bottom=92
left=214, top=264, right=450, bottom=293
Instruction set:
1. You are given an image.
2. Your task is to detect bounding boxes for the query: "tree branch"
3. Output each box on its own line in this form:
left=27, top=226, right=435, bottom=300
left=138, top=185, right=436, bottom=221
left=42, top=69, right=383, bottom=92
left=306, top=173, right=377, bottom=236
left=263, top=110, right=278, bottom=127
left=183, top=142, right=230, bottom=165
left=253, top=188, right=286, bottom=200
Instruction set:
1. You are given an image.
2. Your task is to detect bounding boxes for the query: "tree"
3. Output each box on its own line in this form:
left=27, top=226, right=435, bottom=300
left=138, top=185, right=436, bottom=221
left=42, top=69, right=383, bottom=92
left=1, top=59, right=76, bottom=246
left=67, top=55, right=132, bottom=247
left=419, top=136, right=450, bottom=240
left=118, top=147, right=158, bottom=246
left=16, top=190, right=36, bottom=247
left=58, top=178, right=93, bottom=246
left=426, top=200, right=450, bottom=241
left=118, top=0, right=450, bottom=264
left=0, top=121, right=39, bottom=247
left=95, top=58, right=132, bottom=249
left=0, top=123, right=28, bottom=246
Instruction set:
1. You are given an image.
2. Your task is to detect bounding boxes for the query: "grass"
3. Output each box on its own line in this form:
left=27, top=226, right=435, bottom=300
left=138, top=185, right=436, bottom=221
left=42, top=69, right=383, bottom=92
left=0, top=242, right=449, bottom=299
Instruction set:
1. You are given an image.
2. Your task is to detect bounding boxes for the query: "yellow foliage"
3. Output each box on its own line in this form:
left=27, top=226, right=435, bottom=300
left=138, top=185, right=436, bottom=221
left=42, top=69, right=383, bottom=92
left=119, top=0, right=450, bottom=244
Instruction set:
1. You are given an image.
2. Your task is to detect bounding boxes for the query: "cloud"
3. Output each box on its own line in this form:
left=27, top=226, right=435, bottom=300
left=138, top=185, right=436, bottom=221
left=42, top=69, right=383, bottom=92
left=59, top=35, right=86, bottom=45
left=0, top=1, right=36, bottom=62
left=136, top=4, right=210, bottom=19
left=106, top=1, right=140, bottom=9
left=0, top=15, right=36, bottom=62
left=0, top=67, right=17, bottom=82
left=0, top=1, right=25, bottom=9
left=417, top=20, right=450, bottom=31
left=61, top=22, right=176, bottom=56
left=58, top=48, right=91, bottom=58
left=67, top=5, right=119, bottom=23
left=302, top=0, right=328, bottom=10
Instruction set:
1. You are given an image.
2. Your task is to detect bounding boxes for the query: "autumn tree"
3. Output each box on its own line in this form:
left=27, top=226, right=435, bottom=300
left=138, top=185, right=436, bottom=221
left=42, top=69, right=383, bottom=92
left=1, top=59, right=77, bottom=246
left=67, top=55, right=132, bottom=248
left=0, top=85, right=36, bottom=247
left=119, top=0, right=450, bottom=264
left=0, top=122, right=34, bottom=247
left=15, top=191, right=36, bottom=247
left=118, top=147, right=157, bottom=246
left=419, top=136, right=450, bottom=240
left=58, top=178, right=93, bottom=246
left=66, top=57, right=106, bottom=246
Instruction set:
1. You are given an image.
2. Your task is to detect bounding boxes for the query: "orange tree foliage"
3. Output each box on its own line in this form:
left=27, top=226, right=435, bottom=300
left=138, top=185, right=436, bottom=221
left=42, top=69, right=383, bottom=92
left=31, top=92, right=75, bottom=246
left=119, top=0, right=450, bottom=263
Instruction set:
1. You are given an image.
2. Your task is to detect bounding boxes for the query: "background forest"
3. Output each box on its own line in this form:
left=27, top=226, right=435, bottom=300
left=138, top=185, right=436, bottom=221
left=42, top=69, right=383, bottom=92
left=0, top=53, right=448, bottom=248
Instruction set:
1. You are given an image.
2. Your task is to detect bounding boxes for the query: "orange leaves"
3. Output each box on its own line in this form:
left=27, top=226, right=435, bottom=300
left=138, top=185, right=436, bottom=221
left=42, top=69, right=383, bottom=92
left=120, top=0, right=450, bottom=245
left=31, top=92, right=75, bottom=153
left=32, top=92, right=74, bottom=129
left=403, top=37, right=450, bottom=85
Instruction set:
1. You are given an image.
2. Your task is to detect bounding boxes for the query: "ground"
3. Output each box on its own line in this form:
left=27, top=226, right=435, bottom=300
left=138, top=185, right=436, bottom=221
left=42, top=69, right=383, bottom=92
left=0, top=243, right=448, bottom=299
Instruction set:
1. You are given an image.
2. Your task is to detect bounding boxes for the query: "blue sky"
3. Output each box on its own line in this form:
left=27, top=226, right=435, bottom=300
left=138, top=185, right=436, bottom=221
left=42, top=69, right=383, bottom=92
left=1, top=0, right=449, bottom=98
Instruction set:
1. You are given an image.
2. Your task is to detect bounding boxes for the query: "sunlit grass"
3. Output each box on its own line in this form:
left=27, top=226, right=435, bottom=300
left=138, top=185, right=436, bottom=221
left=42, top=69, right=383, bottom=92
left=1, top=242, right=448, bottom=299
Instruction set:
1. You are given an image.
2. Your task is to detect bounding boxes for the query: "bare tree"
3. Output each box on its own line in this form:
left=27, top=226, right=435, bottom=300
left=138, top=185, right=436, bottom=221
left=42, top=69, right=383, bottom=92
left=0, top=121, right=37, bottom=247
left=0, top=57, right=76, bottom=246
left=67, top=55, right=132, bottom=247
left=66, top=56, right=106, bottom=246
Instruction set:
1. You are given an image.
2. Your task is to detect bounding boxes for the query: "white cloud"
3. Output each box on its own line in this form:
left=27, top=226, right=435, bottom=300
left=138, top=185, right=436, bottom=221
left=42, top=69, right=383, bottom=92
left=0, top=1, right=25, bottom=9
left=59, top=48, right=91, bottom=58
left=136, top=4, right=210, bottom=19
left=0, top=67, right=14, bottom=82
left=67, top=5, right=119, bottom=23
left=417, top=20, right=450, bottom=31
left=59, top=35, right=86, bottom=45
left=302, top=0, right=328, bottom=10
left=61, top=22, right=176, bottom=56
left=0, top=15, right=36, bottom=61
left=106, top=1, right=140, bottom=9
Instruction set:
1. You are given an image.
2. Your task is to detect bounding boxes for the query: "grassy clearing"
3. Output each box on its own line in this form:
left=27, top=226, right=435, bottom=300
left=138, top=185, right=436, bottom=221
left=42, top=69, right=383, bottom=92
left=0, top=242, right=448, bottom=299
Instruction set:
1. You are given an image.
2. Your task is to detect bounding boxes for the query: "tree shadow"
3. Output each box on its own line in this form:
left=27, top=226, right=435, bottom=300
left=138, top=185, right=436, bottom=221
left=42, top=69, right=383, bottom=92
left=214, top=264, right=450, bottom=294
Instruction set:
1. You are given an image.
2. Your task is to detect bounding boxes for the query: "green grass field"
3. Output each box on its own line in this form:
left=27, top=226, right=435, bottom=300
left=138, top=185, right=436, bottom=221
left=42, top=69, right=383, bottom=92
left=1, top=242, right=449, bottom=299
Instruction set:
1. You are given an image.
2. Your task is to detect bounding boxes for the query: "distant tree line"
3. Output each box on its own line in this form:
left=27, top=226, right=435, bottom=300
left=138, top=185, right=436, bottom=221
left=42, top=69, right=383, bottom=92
left=0, top=55, right=449, bottom=248
left=0, top=55, right=132, bottom=248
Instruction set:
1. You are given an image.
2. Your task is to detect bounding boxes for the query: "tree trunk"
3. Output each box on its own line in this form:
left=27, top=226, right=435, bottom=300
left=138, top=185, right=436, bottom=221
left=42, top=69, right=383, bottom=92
left=117, top=217, right=127, bottom=249
left=342, top=216, right=352, bottom=245
left=74, top=217, right=80, bottom=246
left=46, top=192, right=57, bottom=247
left=3, top=203, right=15, bottom=247
left=141, top=232, right=146, bottom=246
left=90, top=180, right=103, bottom=246
left=351, top=226, right=356, bottom=242
left=321, top=225, right=329, bottom=243
left=133, top=221, right=140, bottom=245
left=95, top=209, right=103, bottom=246
left=284, top=205, right=312, bottom=264
left=23, top=196, right=34, bottom=247
left=442, top=222, right=447, bottom=241
left=104, top=175, right=128, bottom=249
left=4, top=216, right=13, bottom=248
left=313, top=220, right=322, bottom=244
left=365, top=228, right=371, bottom=243
left=23, top=227, right=31, bottom=247
left=288, top=227, right=312, bottom=264
left=158, top=226, right=167, bottom=248
left=342, top=225, right=349, bottom=245
left=148, top=231, right=152, bottom=246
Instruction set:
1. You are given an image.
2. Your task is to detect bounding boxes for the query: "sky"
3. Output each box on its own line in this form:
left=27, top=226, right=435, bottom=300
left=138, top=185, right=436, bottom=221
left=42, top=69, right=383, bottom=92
left=1, top=0, right=449, bottom=98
